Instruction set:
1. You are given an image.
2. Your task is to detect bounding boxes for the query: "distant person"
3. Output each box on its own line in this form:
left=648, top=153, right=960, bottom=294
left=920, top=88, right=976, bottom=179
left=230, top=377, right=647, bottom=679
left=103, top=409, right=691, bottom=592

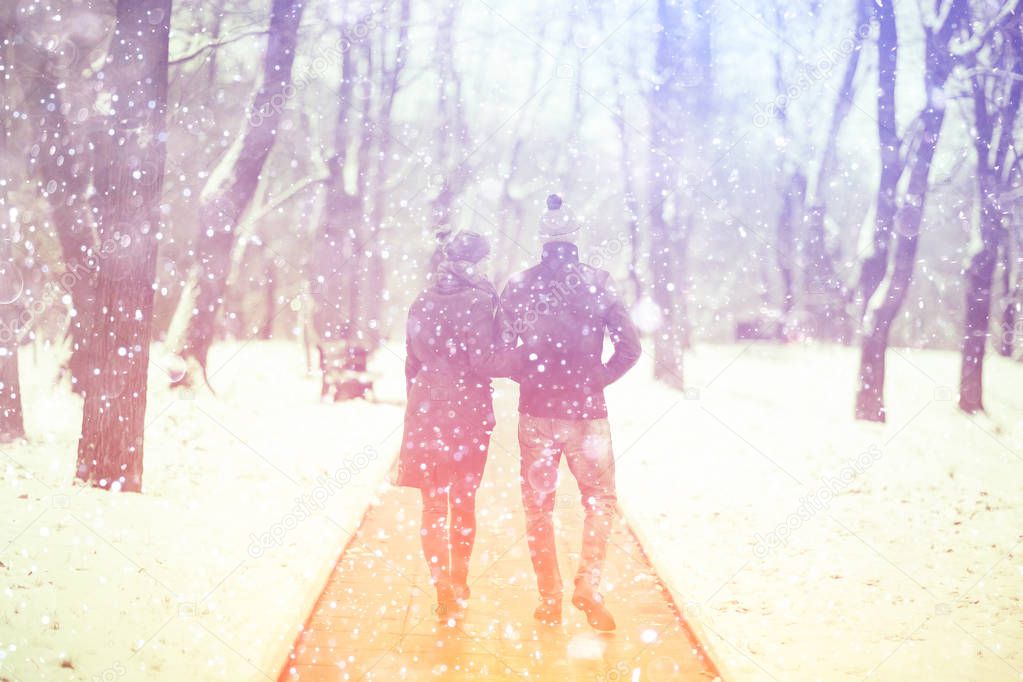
left=397, top=231, right=518, bottom=620
left=499, top=194, right=641, bottom=631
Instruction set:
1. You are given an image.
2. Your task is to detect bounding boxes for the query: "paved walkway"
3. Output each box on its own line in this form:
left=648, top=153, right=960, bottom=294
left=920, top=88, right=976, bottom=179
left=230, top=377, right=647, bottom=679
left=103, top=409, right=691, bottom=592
left=278, top=393, right=719, bottom=681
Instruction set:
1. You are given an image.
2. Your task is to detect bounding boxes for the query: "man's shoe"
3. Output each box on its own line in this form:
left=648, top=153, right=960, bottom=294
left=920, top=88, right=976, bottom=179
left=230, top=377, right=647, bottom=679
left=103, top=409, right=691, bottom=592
left=436, top=585, right=464, bottom=623
left=533, top=596, right=562, bottom=626
left=453, top=582, right=471, bottom=608
left=571, top=592, right=616, bottom=631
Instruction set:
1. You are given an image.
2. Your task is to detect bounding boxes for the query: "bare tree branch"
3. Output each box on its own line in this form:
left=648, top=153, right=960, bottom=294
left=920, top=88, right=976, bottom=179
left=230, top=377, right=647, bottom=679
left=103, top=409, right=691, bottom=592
left=169, top=29, right=268, bottom=66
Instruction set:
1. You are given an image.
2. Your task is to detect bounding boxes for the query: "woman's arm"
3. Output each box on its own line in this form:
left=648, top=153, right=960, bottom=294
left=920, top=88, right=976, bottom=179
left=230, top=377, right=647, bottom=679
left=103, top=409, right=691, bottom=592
left=495, top=282, right=519, bottom=350
left=405, top=316, right=423, bottom=396
left=467, top=295, right=523, bottom=379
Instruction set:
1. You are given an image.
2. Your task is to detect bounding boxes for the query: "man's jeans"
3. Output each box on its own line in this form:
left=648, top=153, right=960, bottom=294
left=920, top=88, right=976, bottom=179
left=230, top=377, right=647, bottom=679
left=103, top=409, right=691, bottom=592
left=518, top=414, right=617, bottom=600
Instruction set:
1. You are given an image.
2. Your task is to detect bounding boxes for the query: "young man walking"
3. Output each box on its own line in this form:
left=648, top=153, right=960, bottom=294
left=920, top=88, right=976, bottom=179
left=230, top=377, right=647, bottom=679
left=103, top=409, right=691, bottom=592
left=499, top=194, right=641, bottom=631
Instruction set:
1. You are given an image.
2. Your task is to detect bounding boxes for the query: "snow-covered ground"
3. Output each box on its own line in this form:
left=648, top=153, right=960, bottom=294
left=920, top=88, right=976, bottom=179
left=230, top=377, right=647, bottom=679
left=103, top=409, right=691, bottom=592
left=0, top=340, right=406, bottom=681
left=610, top=343, right=1023, bottom=682
left=3, top=340, right=1021, bottom=681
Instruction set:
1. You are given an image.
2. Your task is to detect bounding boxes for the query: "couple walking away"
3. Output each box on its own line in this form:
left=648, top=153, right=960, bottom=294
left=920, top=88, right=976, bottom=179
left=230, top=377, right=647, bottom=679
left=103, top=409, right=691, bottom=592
left=396, top=194, right=642, bottom=631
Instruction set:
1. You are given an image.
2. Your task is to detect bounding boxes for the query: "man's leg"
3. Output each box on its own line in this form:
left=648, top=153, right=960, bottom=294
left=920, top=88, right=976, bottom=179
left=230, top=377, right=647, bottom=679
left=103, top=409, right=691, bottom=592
left=518, top=415, right=563, bottom=603
left=562, top=418, right=617, bottom=599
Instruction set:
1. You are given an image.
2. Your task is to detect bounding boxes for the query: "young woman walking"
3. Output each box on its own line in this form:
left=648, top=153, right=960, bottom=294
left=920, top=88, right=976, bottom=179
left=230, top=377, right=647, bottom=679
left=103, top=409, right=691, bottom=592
left=396, top=231, right=518, bottom=619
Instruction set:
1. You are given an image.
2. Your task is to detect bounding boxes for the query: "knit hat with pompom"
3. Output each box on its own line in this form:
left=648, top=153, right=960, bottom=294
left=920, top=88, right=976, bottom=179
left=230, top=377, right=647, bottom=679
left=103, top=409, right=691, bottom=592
left=538, top=194, right=582, bottom=244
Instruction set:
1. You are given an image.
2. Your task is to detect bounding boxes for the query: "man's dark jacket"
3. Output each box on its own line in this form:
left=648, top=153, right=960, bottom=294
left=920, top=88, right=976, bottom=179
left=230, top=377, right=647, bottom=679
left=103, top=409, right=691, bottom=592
left=499, top=242, right=641, bottom=420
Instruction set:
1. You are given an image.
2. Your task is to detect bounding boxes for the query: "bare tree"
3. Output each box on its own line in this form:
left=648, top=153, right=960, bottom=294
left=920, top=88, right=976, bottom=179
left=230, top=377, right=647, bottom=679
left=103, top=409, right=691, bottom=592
left=491, top=26, right=550, bottom=285
left=427, top=0, right=474, bottom=231
left=803, top=0, right=870, bottom=342
left=363, top=0, right=411, bottom=350
left=345, top=42, right=376, bottom=348
left=959, top=14, right=1023, bottom=412
left=855, top=0, right=969, bottom=422
left=0, top=238, right=23, bottom=443
left=0, top=11, right=24, bottom=441
left=1001, top=219, right=1023, bottom=357
left=767, top=3, right=808, bottom=323
left=167, top=0, right=307, bottom=387
left=854, top=0, right=904, bottom=319
left=615, top=74, right=643, bottom=302
left=12, top=17, right=101, bottom=394
left=76, top=0, right=172, bottom=491
left=648, top=0, right=713, bottom=389
left=311, top=34, right=360, bottom=350
left=331, top=7, right=407, bottom=353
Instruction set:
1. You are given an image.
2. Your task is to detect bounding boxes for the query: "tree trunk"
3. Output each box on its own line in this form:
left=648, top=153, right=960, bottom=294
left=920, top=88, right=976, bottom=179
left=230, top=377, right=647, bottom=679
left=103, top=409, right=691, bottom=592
left=311, top=43, right=356, bottom=347
left=959, top=23, right=1023, bottom=406
left=76, top=0, right=172, bottom=492
left=12, top=29, right=99, bottom=394
left=803, top=0, right=867, bottom=343
left=855, top=0, right=900, bottom=311
left=959, top=194, right=1000, bottom=412
left=959, top=71, right=999, bottom=413
left=648, top=208, right=687, bottom=389
left=260, top=261, right=275, bottom=340
left=170, top=0, right=306, bottom=385
left=804, top=204, right=848, bottom=341
left=854, top=0, right=965, bottom=422
left=999, top=28, right=1023, bottom=361
left=0, top=300, right=24, bottom=442
left=767, top=7, right=804, bottom=327
left=647, top=0, right=712, bottom=389
left=1000, top=240, right=1019, bottom=357
left=363, top=0, right=410, bottom=349
left=347, top=42, right=374, bottom=348
left=0, top=243, right=22, bottom=445
left=608, top=47, right=642, bottom=301
left=618, top=111, right=643, bottom=302
left=856, top=102, right=951, bottom=421
left=856, top=232, right=920, bottom=422
left=856, top=107, right=945, bottom=421
left=776, top=171, right=806, bottom=321
left=0, top=13, right=25, bottom=443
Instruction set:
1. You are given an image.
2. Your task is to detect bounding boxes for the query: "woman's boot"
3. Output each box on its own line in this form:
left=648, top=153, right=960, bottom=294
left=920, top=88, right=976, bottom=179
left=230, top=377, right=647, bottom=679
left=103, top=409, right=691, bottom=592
left=450, top=492, right=477, bottom=608
left=420, top=490, right=461, bottom=620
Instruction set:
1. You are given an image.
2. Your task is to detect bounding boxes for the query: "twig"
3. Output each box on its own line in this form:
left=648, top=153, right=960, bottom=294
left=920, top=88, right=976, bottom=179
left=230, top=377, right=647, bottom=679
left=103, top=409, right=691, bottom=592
left=241, top=173, right=330, bottom=230
left=169, top=29, right=268, bottom=66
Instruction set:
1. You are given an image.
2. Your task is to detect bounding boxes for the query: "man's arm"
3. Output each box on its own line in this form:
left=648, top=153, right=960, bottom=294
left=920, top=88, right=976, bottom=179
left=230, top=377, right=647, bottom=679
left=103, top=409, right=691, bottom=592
left=600, top=275, right=641, bottom=386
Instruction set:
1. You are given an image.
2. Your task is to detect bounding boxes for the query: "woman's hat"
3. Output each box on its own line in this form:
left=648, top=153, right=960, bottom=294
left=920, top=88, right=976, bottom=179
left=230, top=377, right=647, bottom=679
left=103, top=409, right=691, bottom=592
left=443, top=230, right=490, bottom=263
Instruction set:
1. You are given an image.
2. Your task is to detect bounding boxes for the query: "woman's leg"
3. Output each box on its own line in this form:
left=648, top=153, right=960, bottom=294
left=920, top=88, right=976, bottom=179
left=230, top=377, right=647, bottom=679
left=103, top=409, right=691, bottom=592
left=449, top=472, right=481, bottom=597
left=420, top=486, right=451, bottom=592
